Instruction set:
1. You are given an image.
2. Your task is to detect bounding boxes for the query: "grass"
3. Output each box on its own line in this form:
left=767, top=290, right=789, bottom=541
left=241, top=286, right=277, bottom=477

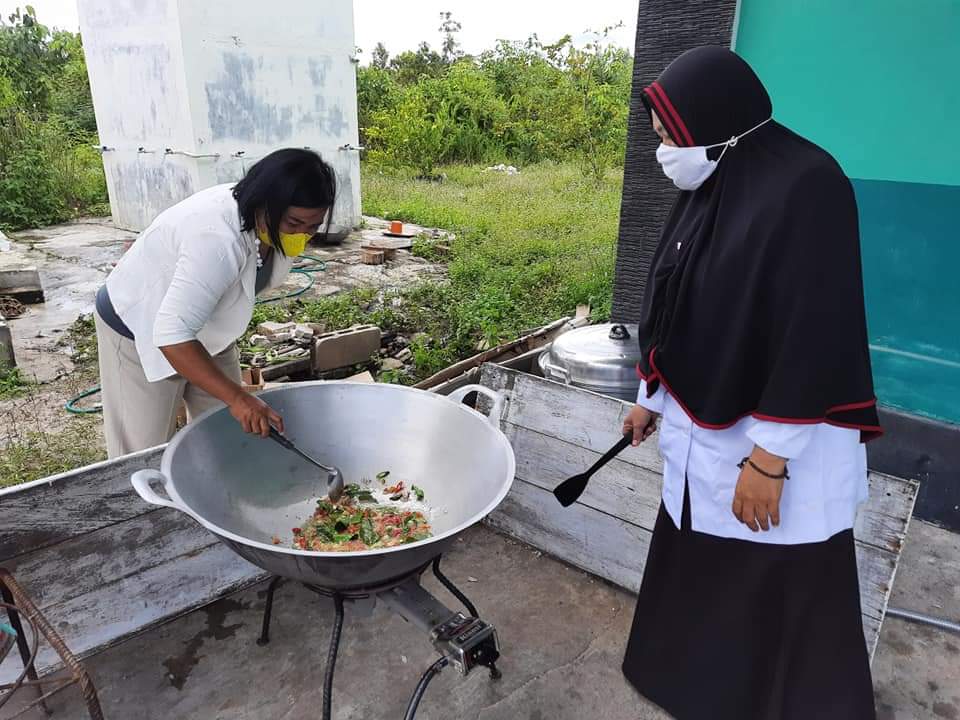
left=2, top=160, right=622, bottom=487
left=0, top=315, right=104, bottom=489
left=363, top=161, right=620, bottom=327
left=0, top=418, right=105, bottom=488
left=246, top=161, right=622, bottom=381
left=0, top=366, right=32, bottom=400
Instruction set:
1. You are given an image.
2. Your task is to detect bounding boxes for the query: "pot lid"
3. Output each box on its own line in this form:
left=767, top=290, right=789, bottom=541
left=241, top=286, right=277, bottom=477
left=540, top=323, right=642, bottom=388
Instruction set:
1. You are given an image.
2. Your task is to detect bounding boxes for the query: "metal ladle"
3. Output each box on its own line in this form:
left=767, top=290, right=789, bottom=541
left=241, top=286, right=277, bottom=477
left=268, top=428, right=345, bottom=502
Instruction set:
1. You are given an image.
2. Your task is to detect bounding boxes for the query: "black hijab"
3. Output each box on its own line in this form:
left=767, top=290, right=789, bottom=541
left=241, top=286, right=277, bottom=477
left=636, top=46, right=882, bottom=441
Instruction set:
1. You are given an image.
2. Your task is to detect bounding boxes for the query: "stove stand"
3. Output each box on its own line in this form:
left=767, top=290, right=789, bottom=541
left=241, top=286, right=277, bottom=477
left=256, top=556, right=501, bottom=720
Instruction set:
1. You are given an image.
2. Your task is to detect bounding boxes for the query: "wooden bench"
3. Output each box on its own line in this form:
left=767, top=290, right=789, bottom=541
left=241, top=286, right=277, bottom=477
left=0, top=448, right=267, bottom=684
left=479, top=364, right=919, bottom=659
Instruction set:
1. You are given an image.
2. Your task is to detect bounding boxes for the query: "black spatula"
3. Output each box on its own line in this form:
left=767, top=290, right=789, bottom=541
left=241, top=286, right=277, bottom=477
left=553, top=433, right=633, bottom=507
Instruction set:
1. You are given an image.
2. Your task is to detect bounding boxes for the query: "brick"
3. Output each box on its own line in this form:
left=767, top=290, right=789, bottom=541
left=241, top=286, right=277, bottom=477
left=312, top=324, right=381, bottom=372
left=241, top=367, right=265, bottom=392
left=380, top=358, right=405, bottom=371
left=346, top=371, right=375, bottom=383
left=360, top=248, right=385, bottom=265
left=294, top=324, right=314, bottom=340
left=257, top=321, right=296, bottom=337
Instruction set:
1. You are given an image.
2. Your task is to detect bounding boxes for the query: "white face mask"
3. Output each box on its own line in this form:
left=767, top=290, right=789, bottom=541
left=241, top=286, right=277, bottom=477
left=656, top=117, right=773, bottom=191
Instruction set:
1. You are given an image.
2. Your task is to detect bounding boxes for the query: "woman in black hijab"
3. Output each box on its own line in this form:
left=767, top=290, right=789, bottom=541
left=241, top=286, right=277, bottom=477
left=620, top=46, right=880, bottom=719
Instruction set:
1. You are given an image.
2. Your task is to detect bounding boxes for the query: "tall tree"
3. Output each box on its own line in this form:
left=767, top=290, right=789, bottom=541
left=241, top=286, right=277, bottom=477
left=372, top=42, right=390, bottom=69
left=438, top=11, right=462, bottom=64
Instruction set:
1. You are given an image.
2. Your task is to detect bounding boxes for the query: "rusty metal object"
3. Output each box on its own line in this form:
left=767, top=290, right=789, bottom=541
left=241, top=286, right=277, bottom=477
left=0, top=569, right=103, bottom=719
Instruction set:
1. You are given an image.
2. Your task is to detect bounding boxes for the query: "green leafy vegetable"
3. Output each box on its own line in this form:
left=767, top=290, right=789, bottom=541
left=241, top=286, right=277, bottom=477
left=343, top=484, right=376, bottom=503
left=360, top=517, right=380, bottom=546
left=412, top=485, right=425, bottom=502
left=376, top=471, right=391, bottom=483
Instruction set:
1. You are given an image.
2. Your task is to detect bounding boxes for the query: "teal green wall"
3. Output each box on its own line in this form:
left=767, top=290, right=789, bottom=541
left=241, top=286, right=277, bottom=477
left=735, top=0, right=959, bottom=186
left=735, top=0, right=960, bottom=425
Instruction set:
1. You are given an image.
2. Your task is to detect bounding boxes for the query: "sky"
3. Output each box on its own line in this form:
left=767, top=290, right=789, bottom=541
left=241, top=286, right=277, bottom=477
left=0, top=0, right=639, bottom=56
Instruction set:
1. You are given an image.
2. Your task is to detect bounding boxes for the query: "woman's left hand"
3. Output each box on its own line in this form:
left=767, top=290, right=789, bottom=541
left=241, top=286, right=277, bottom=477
left=732, top=449, right=785, bottom=532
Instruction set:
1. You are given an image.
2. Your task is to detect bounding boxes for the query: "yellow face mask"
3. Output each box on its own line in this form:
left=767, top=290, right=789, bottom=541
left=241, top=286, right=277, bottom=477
left=257, top=228, right=311, bottom=258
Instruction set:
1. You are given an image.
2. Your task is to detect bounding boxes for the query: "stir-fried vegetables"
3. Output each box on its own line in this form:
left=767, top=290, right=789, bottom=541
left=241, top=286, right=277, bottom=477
left=291, top=482, right=432, bottom=552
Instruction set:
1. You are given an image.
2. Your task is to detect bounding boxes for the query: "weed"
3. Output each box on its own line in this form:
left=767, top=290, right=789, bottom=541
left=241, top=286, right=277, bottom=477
left=62, top=313, right=98, bottom=367
left=0, top=366, right=31, bottom=400
left=0, top=418, right=105, bottom=487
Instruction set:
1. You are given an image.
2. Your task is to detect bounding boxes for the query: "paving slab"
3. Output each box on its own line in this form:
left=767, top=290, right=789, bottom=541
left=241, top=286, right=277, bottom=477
left=5, top=520, right=957, bottom=720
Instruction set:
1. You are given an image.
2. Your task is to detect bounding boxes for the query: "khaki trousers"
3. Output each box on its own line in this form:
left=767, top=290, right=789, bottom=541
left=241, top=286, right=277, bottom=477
left=94, top=310, right=242, bottom=458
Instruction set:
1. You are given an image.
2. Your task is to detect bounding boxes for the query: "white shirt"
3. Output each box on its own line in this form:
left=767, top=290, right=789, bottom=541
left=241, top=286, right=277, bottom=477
left=637, top=380, right=868, bottom=545
left=106, top=184, right=293, bottom=382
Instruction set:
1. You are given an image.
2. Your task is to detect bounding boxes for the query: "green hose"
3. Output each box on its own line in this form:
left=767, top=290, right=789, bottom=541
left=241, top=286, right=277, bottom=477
left=65, top=385, right=102, bottom=414
left=66, top=255, right=326, bottom=414
left=255, top=255, right=327, bottom=304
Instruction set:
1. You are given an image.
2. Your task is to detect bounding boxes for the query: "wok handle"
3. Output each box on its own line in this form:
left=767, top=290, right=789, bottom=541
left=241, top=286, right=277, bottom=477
left=131, top=469, right=185, bottom=511
left=447, top=384, right=505, bottom=427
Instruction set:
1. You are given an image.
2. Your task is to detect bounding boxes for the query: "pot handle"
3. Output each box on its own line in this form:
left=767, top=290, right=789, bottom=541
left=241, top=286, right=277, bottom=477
left=541, top=361, right=570, bottom=384
left=447, top=384, right=506, bottom=427
left=131, top=468, right=185, bottom=511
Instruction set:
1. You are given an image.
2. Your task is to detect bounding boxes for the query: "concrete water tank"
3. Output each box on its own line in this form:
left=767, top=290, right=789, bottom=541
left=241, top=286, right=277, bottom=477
left=77, top=0, right=362, bottom=233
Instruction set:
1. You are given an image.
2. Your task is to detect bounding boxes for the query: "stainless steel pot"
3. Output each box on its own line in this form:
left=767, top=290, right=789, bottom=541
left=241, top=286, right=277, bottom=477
left=131, top=382, right=515, bottom=590
left=538, top=323, right=642, bottom=402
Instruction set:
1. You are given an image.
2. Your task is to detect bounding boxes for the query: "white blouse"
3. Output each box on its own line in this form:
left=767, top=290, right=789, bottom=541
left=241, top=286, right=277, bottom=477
left=106, top=184, right=293, bottom=382
left=637, top=380, right=868, bottom=545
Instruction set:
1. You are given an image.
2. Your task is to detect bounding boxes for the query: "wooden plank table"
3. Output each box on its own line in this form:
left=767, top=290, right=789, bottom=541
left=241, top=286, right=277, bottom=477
left=0, top=448, right=267, bottom=682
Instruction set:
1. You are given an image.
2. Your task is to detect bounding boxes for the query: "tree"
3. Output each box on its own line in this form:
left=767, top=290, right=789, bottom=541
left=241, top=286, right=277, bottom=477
left=371, top=42, right=390, bottom=69
left=0, top=6, right=58, bottom=112
left=438, top=11, right=462, bottom=64
left=390, top=42, right=446, bottom=84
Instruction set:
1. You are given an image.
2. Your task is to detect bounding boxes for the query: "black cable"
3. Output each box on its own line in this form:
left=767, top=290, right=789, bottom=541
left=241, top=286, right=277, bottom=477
left=403, top=656, right=449, bottom=720
left=322, top=594, right=345, bottom=720
left=431, top=557, right=479, bottom=618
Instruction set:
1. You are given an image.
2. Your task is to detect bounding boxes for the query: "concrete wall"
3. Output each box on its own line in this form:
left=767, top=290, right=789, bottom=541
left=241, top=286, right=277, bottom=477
left=77, top=0, right=361, bottom=233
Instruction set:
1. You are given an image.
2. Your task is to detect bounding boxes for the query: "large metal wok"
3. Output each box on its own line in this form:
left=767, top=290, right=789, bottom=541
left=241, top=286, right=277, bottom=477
left=131, top=382, right=515, bottom=590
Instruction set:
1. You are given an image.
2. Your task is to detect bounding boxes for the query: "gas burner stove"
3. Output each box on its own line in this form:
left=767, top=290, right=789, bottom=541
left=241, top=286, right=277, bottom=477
left=256, top=556, right=502, bottom=719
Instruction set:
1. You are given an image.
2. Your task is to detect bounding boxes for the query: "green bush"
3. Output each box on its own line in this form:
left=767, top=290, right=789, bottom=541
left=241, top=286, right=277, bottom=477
left=0, top=8, right=107, bottom=230
left=0, top=111, right=107, bottom=230
left=0, top=112, right=66, bottom=228
left=358, top=29, right=632, bottom=178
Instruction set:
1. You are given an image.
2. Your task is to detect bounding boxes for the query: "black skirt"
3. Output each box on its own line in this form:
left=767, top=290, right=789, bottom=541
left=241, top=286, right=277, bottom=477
left=623, top=488, right=877, bottom=720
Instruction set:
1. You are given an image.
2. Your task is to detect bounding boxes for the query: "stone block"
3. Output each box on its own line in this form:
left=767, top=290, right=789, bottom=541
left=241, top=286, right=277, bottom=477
left=312, top=324, right=381, bottom=372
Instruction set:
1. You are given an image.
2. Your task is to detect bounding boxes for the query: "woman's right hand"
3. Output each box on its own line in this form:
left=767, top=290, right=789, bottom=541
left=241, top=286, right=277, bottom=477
left=622, top=405, right=657, bottom=446
left=229, top=391, right=284, bottom=437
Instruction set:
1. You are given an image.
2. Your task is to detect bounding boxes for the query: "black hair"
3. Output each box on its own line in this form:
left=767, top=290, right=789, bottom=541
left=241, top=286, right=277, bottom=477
left=232, top=148, right=337, bottom=255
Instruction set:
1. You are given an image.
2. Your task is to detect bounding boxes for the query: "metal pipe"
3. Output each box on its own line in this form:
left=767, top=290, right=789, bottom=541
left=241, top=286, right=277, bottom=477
left=886, top=606, right=960, bottom=634
left=163, top=148, right=221, bottom=159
